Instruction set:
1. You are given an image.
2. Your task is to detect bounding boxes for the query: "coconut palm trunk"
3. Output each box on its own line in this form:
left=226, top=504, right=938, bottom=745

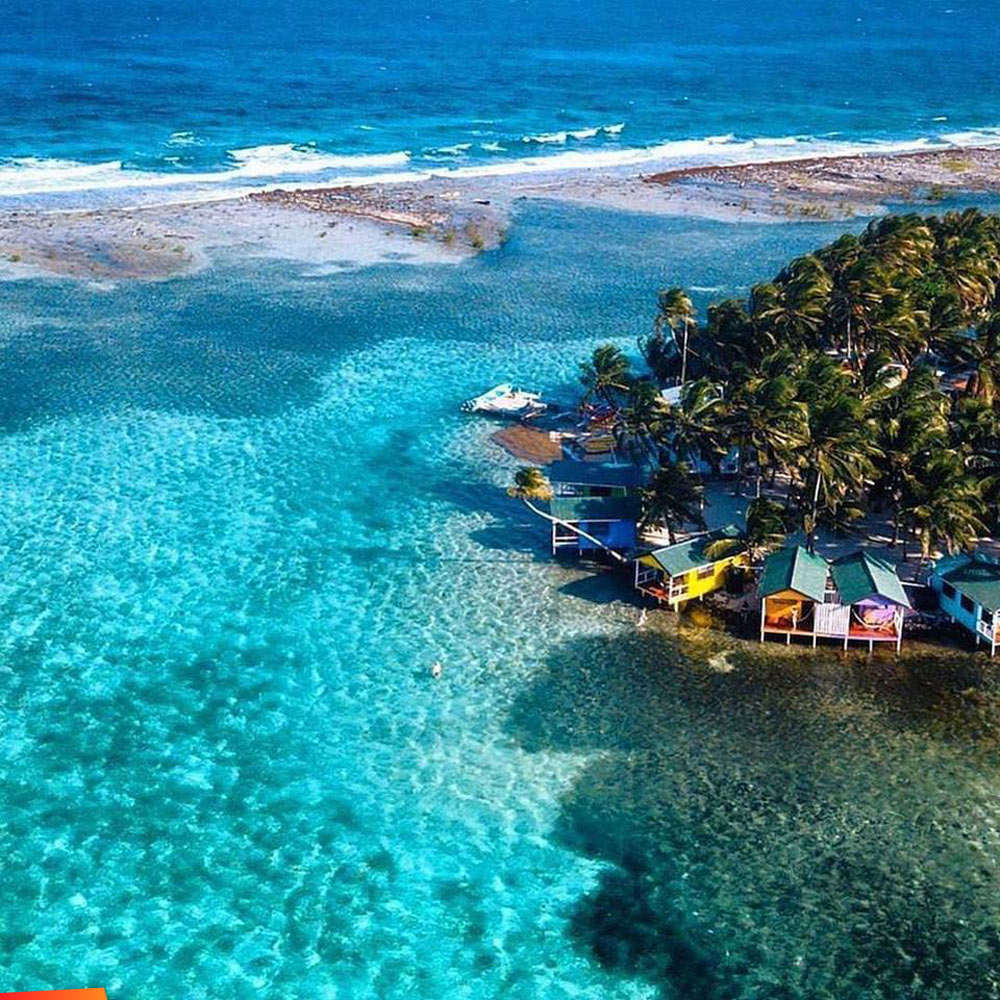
left=680, top=318, right=690, bottom=389
left=807, top=468, right=823, bottom=553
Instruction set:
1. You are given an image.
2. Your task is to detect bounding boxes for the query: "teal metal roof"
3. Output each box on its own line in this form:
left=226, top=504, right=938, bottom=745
left=546, top=460, right=644, bottom=489
left=645, top=524, right=743, bottom=578
left=940, top=555, right=1000, bottom=612
left=549, top=496, right=639, bottom=523
left=758, top=546, right=829, bottom=602
left=830, top=551, right=910, bottom=608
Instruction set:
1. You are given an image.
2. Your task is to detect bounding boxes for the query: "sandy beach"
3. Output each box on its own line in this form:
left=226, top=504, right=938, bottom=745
left=4, top=145, right=1000, bottom=283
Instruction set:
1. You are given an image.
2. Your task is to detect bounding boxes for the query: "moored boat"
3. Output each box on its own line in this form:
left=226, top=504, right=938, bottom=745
left=460, top=383, right=547, bottom=417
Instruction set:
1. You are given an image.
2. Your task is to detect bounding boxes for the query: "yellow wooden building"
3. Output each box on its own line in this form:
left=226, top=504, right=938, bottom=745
left=634, top=525, right=748, bottom=608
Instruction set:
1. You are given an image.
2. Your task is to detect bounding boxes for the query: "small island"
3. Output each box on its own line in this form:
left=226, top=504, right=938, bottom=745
left=498, top=208, right=1000, bottom=654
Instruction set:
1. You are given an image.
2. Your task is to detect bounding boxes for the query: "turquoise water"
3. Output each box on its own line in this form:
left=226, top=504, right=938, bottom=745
left=4, top=204, right=1000, bottom=997
left=3, top=0, right=1000, bottom=207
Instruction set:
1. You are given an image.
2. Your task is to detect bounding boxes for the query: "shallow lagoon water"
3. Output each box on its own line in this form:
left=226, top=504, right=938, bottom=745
left=2, top=203, right=1000, bottom=998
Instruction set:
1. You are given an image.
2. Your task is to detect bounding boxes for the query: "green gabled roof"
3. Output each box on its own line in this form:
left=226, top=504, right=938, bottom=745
left=830, top=551, right=910, bottom=608
left=758, top=545, right=828, bottom=602
left=550, top=495, right=640, bottom=523
left=644, top=524, right=744, bottom=578
left=940, top=556, right=1000, bottom=612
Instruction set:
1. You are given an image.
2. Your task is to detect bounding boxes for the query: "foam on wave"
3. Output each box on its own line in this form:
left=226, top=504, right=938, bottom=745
left=4, top=127, right=1000, bottom=207
left=938, top=127, right=1000, bottom=147
left=519, top=122, right=625, bottom=144
left=227, top=143, right=410, bottom=175
left=0, top=144, right=412, bottom=198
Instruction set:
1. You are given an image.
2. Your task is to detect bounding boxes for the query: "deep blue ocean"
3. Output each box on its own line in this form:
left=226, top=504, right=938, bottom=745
left=2, top=0, right=1000, bottom=205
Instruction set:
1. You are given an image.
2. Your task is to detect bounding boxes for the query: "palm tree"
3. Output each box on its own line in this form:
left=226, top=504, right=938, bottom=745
left=953, top=394, right=999, bottom=460
left=579, top=344, right=632, bottom=409
left=748, top=281, right=786, bottom=337
left=899, top=452, right=985, bottom=564
left=819, top=233, right=862, bottom=358
left=952, top=396, right=1000, bottom=531
left=772, top=254, right=833, bottom=346
left=704, top=496, right=791, bottom=566
left=614, top=380, right=667, bottom=466
left=744, top=497, right=791, bottom=564
left=929, top=210, right=999, bottom=321
left=722, top=361, right=808, bottom=498
left=700, top=298, right=765, bottom=376
left=508, top=466, right=553, bottom=506
left=850, top=257, right=903, bottom=361
left=862, top=214, right=935, bottom=278
left=924, top=290, right=967, bottom=359
left=640, top=461, right=705, bottom=543
left=507, top=467, right=628, bottom=563
left=793, top=354, right=879, bottom=552
left=869, top=364, right=949, bottom=546
left=868, top=292, right=925, bottom=363
left=659, top=378, right=727, bottom=473
left=818, top=232, right=862, bottom=278
left=963, top=313, right=1000, bottom=406
left=637, top=327, right=678, bottom=386
left=655, top=288, right=696, bottom=388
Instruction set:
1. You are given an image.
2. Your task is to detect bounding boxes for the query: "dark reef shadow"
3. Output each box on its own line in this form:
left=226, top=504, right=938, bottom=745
left=507, top=630, right=1000, bottom=998
left=558, top=570, right=644, bottom=606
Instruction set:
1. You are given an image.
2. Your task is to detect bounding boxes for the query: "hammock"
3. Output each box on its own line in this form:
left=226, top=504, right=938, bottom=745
left=851, top=605, right=897, bottom=634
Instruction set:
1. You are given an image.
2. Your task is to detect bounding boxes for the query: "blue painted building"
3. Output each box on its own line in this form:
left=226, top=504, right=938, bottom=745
left=929, top=552, right=1000, bottom=655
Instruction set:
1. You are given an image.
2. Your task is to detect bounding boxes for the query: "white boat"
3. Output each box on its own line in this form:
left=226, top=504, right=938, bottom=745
left=461, top=383, right=547, bottom=417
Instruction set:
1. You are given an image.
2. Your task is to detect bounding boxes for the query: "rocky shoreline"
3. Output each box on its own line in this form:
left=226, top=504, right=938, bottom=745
left=643, top=146, right=1000, bottom=220
left=250, top=184, right=506, bottom=252
left=4, top=145, right=1000, bottom=281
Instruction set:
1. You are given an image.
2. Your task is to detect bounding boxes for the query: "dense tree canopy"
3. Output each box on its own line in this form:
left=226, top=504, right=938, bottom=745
left=608, top=209, right=1000, bottom=559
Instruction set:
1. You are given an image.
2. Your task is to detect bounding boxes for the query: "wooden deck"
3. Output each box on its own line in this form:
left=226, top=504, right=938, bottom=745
left=762, top=621, right=901, bottom=650
left=636, top=582, right=670, bottom=604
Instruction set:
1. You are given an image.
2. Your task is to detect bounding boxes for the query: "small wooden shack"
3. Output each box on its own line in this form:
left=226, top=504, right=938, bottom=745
left=759, top=545, right=830, bottom=643
left=545, top=460, right=644, bottom=497
left=549, top=495, right=639, bottom=555
left=634, top=525, right=747, bottom=608
left=759, top=547, right=909, bottom=651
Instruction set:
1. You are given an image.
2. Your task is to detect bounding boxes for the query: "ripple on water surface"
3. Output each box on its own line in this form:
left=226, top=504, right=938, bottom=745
left=0, top=327, right=647, bottom=999
left=2, top=207, right=1000, bottom=998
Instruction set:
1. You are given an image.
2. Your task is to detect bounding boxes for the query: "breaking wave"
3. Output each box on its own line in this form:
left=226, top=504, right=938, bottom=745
left=520, top=122, right=625, bottom=144
left=4, top=126, right=1000, bottom=209
left=0, top=143, right=412, bottom=200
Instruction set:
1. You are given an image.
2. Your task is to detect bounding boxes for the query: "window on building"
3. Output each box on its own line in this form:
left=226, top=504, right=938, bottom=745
left=960, top=593, right=975, bottom=614
left=942, top=583, right=956, bottom=600
left=697, top=565, right=716, bottom=580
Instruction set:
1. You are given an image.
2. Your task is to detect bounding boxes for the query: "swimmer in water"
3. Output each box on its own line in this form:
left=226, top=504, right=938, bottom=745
left=431, top=661, right=443, bottom=679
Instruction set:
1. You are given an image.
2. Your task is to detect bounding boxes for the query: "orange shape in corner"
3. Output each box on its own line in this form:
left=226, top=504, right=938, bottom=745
left=1, top=991, right=107, bottom=999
